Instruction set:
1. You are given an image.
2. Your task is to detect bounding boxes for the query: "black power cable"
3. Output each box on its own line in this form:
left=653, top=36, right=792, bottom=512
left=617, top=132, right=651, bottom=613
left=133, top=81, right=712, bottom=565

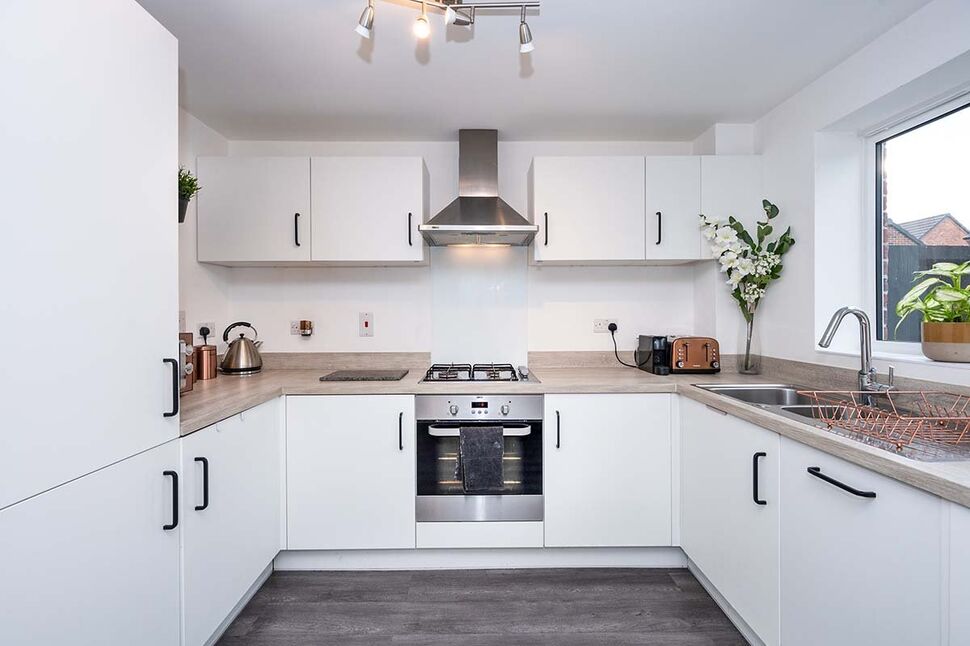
left=609, top=323, right=649, bottom=369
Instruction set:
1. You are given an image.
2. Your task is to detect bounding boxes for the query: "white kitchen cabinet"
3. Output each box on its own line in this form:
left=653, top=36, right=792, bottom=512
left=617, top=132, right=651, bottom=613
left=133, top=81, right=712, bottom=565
left=197, top=156, right=311, bottom=264
left=181, top=399, right=282, bottom=646
left=680, top=398, right=780, bottom=646
left=311, top=156, right=426, bottom=263
left=645, top=156, right=703, bottom=260
left=0, top=441, right=180, bottom=646
left=532, top=156, right=646, bottom=263
left=1, top=0, right=179, bottom=509
left=779, top=437, right=942, bottom=646
left=286, top=395, right=416, bottom=550
left=700, top=155, right=763, bottom=258
left=949, top=502, right=970, bottom=644
left=543, top=394, right=671, bottom=547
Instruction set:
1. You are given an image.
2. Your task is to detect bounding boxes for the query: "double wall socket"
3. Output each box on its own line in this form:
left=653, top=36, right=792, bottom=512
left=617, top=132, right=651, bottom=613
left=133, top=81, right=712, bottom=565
left=593, top=318, right=618, bottom=333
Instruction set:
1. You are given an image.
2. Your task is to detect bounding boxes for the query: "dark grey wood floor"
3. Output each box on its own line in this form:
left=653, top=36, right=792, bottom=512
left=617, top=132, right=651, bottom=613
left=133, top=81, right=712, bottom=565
left=217, top=568, right=746, bottom=645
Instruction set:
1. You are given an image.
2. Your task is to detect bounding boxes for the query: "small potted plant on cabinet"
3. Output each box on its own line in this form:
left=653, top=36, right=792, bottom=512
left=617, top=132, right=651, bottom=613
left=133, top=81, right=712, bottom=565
left=896, top=261, right=970, bottom=362
left=178, top=166, right=201, bottom=223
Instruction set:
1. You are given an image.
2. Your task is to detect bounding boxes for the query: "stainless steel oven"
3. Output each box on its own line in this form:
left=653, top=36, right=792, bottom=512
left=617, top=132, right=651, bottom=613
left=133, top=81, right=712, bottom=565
left=415, top=394, right=543, bottom=522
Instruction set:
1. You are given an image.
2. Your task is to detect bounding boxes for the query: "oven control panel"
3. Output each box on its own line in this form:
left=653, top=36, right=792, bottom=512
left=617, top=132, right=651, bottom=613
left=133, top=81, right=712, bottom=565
left=415, top=395, right=543, bottom=421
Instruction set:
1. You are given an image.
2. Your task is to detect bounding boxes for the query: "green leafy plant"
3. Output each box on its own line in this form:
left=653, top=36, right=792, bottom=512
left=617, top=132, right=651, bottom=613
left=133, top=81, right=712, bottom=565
left=178, top=166, right=201, bottom=201
left=895, top=261, right=970, bottom=334
left=699, top=200, right=796, bottom=323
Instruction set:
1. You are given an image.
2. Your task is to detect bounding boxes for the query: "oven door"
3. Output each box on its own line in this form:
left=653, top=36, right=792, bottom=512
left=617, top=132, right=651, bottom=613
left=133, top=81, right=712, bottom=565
left=416, top=419, right=543, bottom=522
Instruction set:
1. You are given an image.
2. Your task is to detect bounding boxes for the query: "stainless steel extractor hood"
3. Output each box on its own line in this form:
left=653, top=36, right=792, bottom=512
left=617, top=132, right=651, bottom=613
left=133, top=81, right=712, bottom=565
left=419, top=130, right=538, bottom=246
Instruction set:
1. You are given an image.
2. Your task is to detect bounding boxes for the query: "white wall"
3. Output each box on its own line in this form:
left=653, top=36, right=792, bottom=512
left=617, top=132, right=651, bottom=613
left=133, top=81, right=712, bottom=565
left=178, top=109, right=230, bottom=348
left=754, top=0, right=970, bottom=384
left=178, top=137, right=697, bottom=357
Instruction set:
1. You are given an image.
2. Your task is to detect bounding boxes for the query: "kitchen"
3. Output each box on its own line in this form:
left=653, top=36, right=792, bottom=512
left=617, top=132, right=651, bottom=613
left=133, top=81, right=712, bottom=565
left=4, top=1, right=970, bottom=645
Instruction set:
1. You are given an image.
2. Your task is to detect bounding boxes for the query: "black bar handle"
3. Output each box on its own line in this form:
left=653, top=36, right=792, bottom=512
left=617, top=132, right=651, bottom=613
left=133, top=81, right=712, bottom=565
left=544, top=212, right=549, bottom=246
left=294, top=212, right=301, bottom=247
left=656, top=211, right=662, bottom=245
left=194, top=457, right=209, bottom=511
left=807, top=466, right=876, bottom=499
left=163, top=470, right=179, bottom=530
left=398, top=412, right=404, bottom=451
left=752, top=452, right=767, bottom=505
left=408, top=212, right=413, bottom=246
left=555, top=410, right=561, bottom=449
left=162, top=358, right=179, bottom=418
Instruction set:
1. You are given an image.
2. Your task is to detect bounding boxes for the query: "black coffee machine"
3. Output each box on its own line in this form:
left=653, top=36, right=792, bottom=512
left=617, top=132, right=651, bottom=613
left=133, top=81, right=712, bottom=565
left=634, top=335, right=671, bottom=375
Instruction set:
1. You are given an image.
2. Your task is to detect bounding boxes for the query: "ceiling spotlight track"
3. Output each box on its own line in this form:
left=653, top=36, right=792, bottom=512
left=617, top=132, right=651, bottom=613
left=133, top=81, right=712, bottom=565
left=354, top=0, right=539, bottom=51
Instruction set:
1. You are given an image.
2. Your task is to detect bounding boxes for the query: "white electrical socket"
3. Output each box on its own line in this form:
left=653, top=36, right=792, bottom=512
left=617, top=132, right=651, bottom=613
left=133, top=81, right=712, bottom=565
left=290, top=321, right=301, bottom=336
left=197, top=321, right=215, bottom=342
left=593, top=318, right=618, bottom=333
left=359, top=312, right=374, bottom=337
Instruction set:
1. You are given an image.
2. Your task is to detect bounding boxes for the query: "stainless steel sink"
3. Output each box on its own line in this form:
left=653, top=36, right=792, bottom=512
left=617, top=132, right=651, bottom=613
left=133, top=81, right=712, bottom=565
left=697, top=384, right=970, bottom=462
left=696, top=384, right=815, bottom=406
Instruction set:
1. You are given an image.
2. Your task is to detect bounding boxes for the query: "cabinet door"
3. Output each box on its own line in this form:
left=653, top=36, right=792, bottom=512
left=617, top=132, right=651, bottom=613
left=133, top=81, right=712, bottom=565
left=779, top=437, right=942, bottom=646
left=645, top=156, right=702, bottom=260
left=950, top=502, right=970, bottom=644
left=700, top=156, right=763, bottom=259
left=533, top=157, right=646, bottom=262
left=311, top=157, right=425, bottom=262
left=181, top=399, right=282, bottom=646
left=197, top=157, right=311, bottom=263
left=0, top=441, right=180, bottom=646
left=1, top=0, right=179, bottom=509
left=680, top=398, right=779, bottom=646
left=544, top=394, right=671, bottom=547
left=286, top=395, right=415, bottom=549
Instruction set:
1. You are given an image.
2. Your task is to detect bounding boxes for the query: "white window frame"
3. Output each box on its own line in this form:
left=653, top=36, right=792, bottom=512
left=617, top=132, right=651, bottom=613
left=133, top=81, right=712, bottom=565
left=864, top=94, right=970, bottom=356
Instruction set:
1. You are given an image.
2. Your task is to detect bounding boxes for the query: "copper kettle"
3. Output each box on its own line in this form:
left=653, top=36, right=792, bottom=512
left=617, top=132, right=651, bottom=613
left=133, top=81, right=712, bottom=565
left=220, top=322, right=263, bottom=374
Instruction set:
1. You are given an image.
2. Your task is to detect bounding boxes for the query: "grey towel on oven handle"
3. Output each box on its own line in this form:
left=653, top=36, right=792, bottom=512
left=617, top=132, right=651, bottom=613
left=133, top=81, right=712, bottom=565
left=457, top=426, right=505, bottom=493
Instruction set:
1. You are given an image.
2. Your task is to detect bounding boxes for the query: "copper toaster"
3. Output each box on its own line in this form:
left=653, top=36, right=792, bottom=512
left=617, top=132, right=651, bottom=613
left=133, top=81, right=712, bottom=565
left=670, top=337, right=720, bottom=374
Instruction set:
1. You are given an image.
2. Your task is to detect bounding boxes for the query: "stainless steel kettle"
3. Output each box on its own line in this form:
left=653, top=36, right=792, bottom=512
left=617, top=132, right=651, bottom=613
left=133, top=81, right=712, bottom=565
left=220, top=322, right=263, bottom=375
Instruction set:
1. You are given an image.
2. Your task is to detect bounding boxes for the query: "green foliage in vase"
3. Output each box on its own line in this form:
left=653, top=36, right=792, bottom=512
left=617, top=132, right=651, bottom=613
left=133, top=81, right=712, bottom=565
left=178, top=166, right=202, bottom=201
left=699, top=200, right=795, bottom=323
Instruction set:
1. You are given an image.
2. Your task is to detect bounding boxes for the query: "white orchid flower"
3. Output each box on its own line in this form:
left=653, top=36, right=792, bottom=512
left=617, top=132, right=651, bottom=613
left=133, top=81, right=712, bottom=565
left=718, top=250, right=739, bottom=272
left=701, top=225, right=717, bottom=241
left=727, top=270, right=744, bottom=288
left=736, top=257, right=756, bottom=276
left=714, top=226, right=738, bottom=246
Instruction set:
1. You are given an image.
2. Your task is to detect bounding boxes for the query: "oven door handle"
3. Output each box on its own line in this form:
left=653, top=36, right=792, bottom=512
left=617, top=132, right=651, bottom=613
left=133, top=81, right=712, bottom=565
left=427, top=424, right=532, bottom=437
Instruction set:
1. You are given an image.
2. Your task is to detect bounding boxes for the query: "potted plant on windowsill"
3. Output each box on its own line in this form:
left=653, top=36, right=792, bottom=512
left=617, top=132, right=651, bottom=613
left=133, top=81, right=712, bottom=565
left=178, top=166, right=201, bottom=223
left=896, top=261, right=970, bottom=362
left=700, top=200, right=795, bottom=374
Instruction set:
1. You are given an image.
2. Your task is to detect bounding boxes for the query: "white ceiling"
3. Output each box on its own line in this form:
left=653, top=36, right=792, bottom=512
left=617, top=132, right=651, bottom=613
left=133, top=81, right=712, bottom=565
left=138, top=0, right=932, bottom=141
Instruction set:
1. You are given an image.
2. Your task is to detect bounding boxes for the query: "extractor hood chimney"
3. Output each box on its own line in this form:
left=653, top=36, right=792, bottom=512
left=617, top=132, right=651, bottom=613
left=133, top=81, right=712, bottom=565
left=419, top=130, right=538, bottom=246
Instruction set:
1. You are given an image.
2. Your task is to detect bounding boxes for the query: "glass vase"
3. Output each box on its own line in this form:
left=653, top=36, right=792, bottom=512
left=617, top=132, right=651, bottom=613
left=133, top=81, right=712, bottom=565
left=737, top=314, right=762, bottom=375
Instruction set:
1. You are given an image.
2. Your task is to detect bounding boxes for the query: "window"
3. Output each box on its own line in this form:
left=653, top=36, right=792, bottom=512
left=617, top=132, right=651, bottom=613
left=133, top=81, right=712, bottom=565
left=875, top=101, right=970, bottom=342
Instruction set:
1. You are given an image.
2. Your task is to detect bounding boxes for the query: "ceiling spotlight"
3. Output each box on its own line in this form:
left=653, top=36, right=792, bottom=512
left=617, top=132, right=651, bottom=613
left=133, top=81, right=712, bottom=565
left=355, top=0, right=374, bottom=39
left=519, top=6, right=534, bottom=53
left=444, top=6, right=457, bottom=24
left=444, top=5, right=473, bottom=27
left=413, top=1, right=431, bottom=39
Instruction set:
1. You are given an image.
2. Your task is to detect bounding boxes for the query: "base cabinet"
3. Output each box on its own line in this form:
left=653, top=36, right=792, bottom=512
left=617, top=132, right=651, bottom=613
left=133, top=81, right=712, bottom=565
left=950, top=502, right=970, bottom=644
left=181, top=399, right=283, bottom=646
left=779, top=437, right=942, bottom=646
left=680, top=399, right=779, bottom=646
left=286, top=395, right=416, bottom=550
left=0, top=441, right=181, bottom=646
left=543, top=394, right=672, bottom=547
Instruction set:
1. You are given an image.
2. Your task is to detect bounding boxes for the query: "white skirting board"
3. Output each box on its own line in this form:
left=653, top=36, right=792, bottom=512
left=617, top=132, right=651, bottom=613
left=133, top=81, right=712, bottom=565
left=274, top=547, right=687, bottom=571
left=687, top=558, right=762, bottom=646
left=202, top=563, right=274, bottom=646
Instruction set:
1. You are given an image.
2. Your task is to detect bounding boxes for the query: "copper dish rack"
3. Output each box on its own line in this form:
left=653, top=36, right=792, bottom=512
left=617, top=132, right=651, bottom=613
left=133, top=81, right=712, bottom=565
left=796, top=390, right=970, bottom=460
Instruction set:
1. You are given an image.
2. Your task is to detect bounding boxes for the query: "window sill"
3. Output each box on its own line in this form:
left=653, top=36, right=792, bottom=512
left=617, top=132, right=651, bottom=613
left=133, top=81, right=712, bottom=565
left=816, top=347, right=970, bottom=371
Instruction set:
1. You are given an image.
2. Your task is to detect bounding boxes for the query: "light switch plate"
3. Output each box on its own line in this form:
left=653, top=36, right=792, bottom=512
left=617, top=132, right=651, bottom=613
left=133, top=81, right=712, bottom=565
left=359, top=312, right=373, bottom=337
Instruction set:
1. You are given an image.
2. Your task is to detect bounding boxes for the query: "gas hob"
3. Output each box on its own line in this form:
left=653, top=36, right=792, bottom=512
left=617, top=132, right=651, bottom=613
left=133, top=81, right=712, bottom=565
left=422, top=363, right=521, bottom=383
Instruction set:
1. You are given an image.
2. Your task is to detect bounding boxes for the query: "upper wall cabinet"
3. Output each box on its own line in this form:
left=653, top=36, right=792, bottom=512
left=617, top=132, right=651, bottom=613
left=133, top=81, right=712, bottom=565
left=311, top=157, right=426, bottom=263
left=700, top=155, right=764, bottom=258
left=532, top=156, right=646, bottom=263
left=645, top=156, right=703, bottom=260
left=197, top=157, right=312, bottom=264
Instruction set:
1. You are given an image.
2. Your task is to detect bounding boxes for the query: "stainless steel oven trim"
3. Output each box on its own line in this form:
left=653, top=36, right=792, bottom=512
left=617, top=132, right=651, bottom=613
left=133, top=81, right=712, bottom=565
left=427, top=424, right=532, bottom=437
left=416, top=494, right=543, bottom=522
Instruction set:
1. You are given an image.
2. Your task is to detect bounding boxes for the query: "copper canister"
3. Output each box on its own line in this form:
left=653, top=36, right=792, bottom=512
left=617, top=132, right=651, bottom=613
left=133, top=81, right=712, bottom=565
left=195, top=345, right=218, bottom=380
